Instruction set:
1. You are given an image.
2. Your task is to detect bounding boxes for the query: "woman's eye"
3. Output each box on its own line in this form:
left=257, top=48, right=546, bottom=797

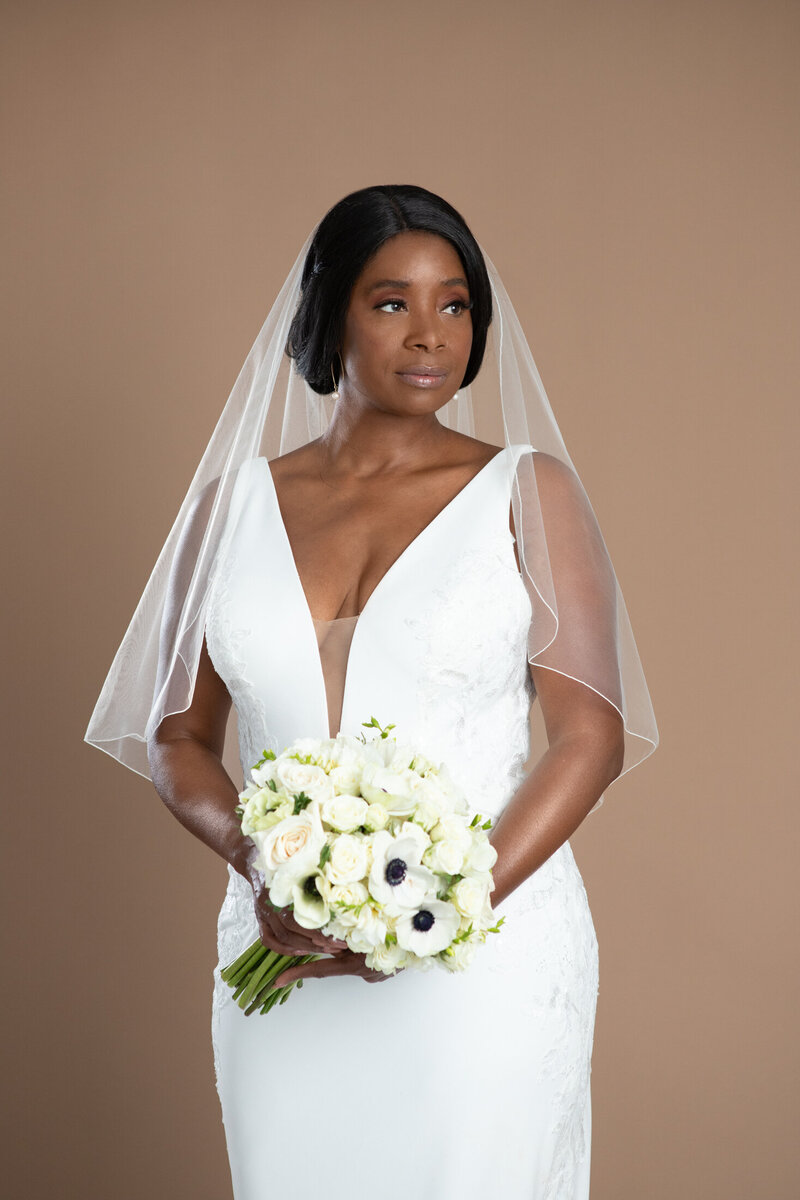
left=376, top=298, right=471, bottom=314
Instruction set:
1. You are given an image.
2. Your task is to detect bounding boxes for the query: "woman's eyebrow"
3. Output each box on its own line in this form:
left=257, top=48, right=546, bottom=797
left=367, top=276, right=469, bottom=292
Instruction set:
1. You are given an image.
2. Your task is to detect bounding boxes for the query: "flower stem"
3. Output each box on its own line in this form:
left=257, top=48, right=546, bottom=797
left=237, top=952, right=296, bottom=1010
left=220, top=937, right=266, bottom=983
left=247, top=954, right=320, bottom=1016
left=226, top=946, right=266, bottom=987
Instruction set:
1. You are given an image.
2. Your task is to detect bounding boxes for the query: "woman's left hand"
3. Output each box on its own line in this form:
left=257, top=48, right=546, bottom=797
left=271, top=947, right=396, bottom=990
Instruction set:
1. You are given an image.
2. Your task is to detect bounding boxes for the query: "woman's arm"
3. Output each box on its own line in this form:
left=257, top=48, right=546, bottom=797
left=148, top=636, right=358, bottom=963
left=488, top=668, right=624, bottom=908
left=147, top=635, right=257, bottom=881
left=489, top=448, right=626, bottom=906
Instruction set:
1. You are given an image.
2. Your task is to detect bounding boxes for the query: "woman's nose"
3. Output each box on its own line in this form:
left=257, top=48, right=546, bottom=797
left=405, top=311, right=446, bottom=350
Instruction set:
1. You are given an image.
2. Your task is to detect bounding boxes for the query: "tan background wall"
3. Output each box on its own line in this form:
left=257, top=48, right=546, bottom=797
left=2, top=2, right=797, bottom=1197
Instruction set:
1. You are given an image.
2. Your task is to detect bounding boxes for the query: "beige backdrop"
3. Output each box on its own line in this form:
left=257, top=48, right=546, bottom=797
left=2, top=2, right=797, bottom=1197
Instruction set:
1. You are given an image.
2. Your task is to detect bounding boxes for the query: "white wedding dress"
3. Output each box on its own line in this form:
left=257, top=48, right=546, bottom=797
left=205, top=443, right=599, bottom=1199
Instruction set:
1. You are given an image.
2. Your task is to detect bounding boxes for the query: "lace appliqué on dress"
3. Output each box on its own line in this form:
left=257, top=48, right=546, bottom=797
left=406, top=528, right=598, bottom=1194
left=404, top=529, right=533, bottom=818
left=205, top=545, right=275, bottom=1103
left=205, top=560, right=274, bottom=790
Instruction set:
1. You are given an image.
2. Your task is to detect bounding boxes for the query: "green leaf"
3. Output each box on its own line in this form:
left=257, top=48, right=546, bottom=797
left=486, top=915, right=506, bottom=934
left=292, top=791, right=314, bottom=815
left=361, top=715, right=396, bottom=740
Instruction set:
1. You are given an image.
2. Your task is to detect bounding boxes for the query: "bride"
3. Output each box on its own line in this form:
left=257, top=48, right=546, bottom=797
left=85, top=184, right=658, bottom=1198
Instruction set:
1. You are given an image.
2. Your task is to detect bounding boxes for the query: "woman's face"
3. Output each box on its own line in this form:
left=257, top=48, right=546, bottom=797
left=339, top=230, right=473, bottom=414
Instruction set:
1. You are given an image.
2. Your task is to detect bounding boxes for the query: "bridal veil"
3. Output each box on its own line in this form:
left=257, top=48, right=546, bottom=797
left=84, top=185, right=658, bottom=811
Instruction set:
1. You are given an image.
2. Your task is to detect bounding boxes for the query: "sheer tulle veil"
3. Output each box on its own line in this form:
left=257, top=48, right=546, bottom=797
left=84, top=188, right=658, bottom=812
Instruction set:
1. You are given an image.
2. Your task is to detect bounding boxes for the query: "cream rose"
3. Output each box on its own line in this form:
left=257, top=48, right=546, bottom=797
left=256, top=808, right=325, bottom=877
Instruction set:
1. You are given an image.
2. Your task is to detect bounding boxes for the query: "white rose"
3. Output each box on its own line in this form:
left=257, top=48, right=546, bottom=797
left=329, top=763, right=363, bottom=794
left=275, top=759, right=335, bottom=803
left=409, top=799, right=442, bottom=832
left=320, top=914, right=352, bottom=942
left=348, top=902, right=389, bottom=952
left=326, top=881, right=370, bottom=930
left=407, top=750, right=436, bottom=775
left=246, top=806, right=289, bottom=835
left=422, top=838, right=466, bottom=875
left=285, top=737, right=324, bottom=758
left=440, top=937, right=479, bottom=972
left=320, top=793, right=369, bottom=832
left=362, top=803, right=389, bottom=832
left=364, top=939, right=410, bottom=974
left=415, top=772, right=454, bottom=812
left=332, top=733, right=369, bottom=760
left=451, top=875, right=489, bottom=920
left=404, top=953, right=435, bottom=972
left=430, top=814, right=472, bottom=849
left=462, top=835, right=498, bottom=874
left=249, top=758, right=278, bottom=788
left=323, top=833, right=369, bottom=886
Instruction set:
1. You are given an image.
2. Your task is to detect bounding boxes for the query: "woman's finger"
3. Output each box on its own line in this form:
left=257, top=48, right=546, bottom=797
left=271, top=952, right=366, bottom=989
left=264, top=906, right=348, bottom=957
left=259, top=912, right=313, bottom=957
left=280, top=908, right=349, bottom=954
left=272, top=953, right=395, bottom=990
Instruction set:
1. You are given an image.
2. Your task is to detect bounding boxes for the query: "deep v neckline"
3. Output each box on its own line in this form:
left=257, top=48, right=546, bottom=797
left=261, top=445, right=509, bottom=627
left=259, top=445, right=508, bottom=738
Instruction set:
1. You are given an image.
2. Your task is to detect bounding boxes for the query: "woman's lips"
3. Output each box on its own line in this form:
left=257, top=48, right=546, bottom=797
left=397, top=368, right=448, bottom=388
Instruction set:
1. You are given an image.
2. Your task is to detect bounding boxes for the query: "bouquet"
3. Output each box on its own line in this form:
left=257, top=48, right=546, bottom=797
left=220, top=717, right=505, bottom=1015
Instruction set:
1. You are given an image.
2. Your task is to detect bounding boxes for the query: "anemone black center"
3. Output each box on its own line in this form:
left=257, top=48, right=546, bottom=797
left=385, top=857, right=407, bottom=886
left=303, top=875, right=320, bottom=897
left=413, top=909, right=435, bottom=932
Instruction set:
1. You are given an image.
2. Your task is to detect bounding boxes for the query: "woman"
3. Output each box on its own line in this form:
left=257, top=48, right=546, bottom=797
left=85, top=185, right=658, bottom=1198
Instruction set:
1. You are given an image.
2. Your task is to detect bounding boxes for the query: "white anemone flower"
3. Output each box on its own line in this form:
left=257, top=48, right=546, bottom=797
left=394, top=899, right=461, bottom=957
left=359, top=763, right=424, bottom=817
left=291, top=872, right=331, bottom=929
left=368, top=830, right=438, bottom=915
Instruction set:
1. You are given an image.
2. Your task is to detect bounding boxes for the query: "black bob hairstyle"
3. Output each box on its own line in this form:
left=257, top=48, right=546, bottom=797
left=285, top=185, right=493, bottom=396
